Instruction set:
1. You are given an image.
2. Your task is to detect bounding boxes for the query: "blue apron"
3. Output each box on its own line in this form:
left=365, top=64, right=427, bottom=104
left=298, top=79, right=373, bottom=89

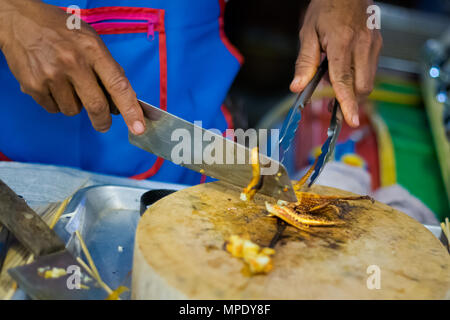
left=0, top=0, right=241, bottom=185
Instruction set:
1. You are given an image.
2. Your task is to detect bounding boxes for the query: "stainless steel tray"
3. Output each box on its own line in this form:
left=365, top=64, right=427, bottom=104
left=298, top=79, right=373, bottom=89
left=53, top=185, right=179, bottom=300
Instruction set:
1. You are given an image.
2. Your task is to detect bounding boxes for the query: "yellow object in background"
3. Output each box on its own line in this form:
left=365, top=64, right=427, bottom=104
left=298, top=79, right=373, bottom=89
left=341, top=154, right=366, bottom=168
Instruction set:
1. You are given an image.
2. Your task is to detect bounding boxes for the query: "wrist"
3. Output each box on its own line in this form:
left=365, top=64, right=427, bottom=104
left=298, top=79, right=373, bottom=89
left=0, top=0, right=43, bottom=49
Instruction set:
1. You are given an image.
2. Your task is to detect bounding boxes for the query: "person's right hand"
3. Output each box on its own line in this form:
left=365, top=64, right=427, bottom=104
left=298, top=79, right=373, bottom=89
left=0, top=0, right=145, bottom=135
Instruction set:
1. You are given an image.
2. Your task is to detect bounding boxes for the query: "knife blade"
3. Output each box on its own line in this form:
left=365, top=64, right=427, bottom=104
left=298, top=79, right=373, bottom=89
left=130, top=100, right=297, bottom=202
left=0, top=180, right=108, bottom=299
left=279, top=58, right=329, bottom=164
left=308, top=99, right=343, bottom=187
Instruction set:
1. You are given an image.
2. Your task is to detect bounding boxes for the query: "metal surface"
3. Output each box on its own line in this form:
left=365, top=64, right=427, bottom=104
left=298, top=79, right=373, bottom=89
left=57, top=185, right=151, bottom=298
left=309, top=100, right=343, bottom=187
left=279, top=58, right=328, bottom=164
left=9, top=251, right=108, bottom=300
left=130, top=100, right=297, bottom=202
left=9, top=185, right=155, bottom=300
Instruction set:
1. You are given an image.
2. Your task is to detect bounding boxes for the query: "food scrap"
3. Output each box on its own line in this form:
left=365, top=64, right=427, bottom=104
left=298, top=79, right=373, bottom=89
left=106, top=286, right=130, bottom=300
left=225, top=235, right=275, bottom=275
left=38, top=266, right=67, bottom=279
left=240, top=147, right=263, bottom=201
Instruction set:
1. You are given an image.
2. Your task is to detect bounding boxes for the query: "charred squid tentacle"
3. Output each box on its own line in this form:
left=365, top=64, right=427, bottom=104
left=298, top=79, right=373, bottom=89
left=240, top=147, right=263, bottom=201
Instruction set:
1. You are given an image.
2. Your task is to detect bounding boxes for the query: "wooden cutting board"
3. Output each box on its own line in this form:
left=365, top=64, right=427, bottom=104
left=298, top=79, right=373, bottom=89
left=132, top=182, right=450, bottom=299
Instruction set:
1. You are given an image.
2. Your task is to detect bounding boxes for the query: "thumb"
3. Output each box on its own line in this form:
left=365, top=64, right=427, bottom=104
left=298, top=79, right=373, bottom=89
left=290, top=28, right=321, bottom=93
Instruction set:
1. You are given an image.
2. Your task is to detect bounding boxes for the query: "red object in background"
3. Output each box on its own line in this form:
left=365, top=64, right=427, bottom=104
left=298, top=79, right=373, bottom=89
left=293, top=97, right=380, bottom=191
left=0, top=151, right=12, bottom=162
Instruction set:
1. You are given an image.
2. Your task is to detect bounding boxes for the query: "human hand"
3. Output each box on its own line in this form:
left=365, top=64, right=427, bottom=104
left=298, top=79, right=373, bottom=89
left=0, top=0, right=145, bottom=134
left=290, top=0, right=382, bottom=127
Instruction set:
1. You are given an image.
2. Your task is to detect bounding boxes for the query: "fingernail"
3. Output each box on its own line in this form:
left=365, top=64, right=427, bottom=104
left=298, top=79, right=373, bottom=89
left=352, top=115, right=360, bottom=127
left=133, top=121, right=145, bottom=135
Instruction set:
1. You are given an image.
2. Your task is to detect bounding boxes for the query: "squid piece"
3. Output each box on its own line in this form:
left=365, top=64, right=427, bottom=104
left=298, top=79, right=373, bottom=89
left=266, top=193, right=372, bottom=230
left=240, top=147, right=263, bottom=201
left=225, top=235, right=275, bottom=275
left=266, top=159, right=373, bottom=230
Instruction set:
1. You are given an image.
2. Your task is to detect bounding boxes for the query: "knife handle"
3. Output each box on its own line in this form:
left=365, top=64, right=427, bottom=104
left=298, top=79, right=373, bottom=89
left=0, top=180, right=65, bottom=257
left=297, top=57, right=329, bottom=107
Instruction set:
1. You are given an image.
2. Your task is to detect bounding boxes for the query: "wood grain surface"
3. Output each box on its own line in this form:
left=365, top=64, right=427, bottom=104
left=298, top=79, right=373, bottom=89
left=133, top=182, right=450, bottom=299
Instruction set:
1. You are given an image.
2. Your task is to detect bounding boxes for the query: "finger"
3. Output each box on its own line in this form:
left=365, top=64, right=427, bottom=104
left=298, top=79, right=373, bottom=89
left=290, top=27, right=321, bottom=93
left=368, top=31, right=383, bottom=91
left=49, top=80, right=82, bottom=117
left=36, top=93, right=59, bottom=114
left=327, top=36, right=359, bottom=128
left=91, top=49, right=145, bottom=135
left=353, top=33, right=375, bottom=98
left=70, top=68, right=112, bottom=133
left=21, top=85, right=59, bottom=113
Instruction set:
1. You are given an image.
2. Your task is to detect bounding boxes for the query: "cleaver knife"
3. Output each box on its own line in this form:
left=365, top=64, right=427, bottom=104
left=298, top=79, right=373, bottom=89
left=130, top=100, right=297, bottom=202
left=0, top=179, right=108, bottom=300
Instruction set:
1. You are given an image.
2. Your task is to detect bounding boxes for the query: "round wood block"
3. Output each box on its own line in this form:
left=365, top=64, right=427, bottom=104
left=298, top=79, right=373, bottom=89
left=132, top=182, right=450, bottom=299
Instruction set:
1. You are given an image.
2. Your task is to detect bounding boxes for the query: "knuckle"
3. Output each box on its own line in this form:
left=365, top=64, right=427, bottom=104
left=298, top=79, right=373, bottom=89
left=93, top=120, right=112, bottom=133
left=339, top=26, right=356, bottom=45
left=86, top=99, right=108, bottom=116
left=56, top=49, right=79, bottom=66
left=374, top=32, right=383, bottom=50
left=356, top=82, right=373, bottom=96
left=358, top=31, right=373, bottom=46
left=80, top=33, right=103, bottom=51
left=335, top=72, right=354, bottom=87
left=42, top=65, right=60, bottom=80
left=296, top=51, right=314, bottom=64
left=122, top=104, right=139, bottom=118
left=108, top=74, right=130, bottom=94
left=295, top=52, right=316, bottom=71
left=21, top=80, right=43, bottom=95
left=299, top=28, right=307, bottom=40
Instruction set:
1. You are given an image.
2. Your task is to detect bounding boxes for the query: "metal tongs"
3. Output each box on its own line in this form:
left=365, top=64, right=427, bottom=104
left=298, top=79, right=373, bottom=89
left=278, top=57, right=343, bottom=187
left=308, top=99, right=343, bottom=186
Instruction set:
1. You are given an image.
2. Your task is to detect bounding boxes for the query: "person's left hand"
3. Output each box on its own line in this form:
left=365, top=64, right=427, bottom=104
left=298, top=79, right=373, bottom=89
left=290, top=0, right=382, bottom=128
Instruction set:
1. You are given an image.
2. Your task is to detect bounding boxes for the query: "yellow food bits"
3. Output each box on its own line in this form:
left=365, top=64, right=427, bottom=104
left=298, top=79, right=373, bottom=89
left=240, top=147, right=261, bottom=201
left=225, top=235, right=275, bottom=275
left=38, top=267, right=67, bottom=279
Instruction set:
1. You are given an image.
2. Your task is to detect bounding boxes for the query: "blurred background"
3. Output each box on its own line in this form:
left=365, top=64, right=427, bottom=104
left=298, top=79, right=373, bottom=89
left=222, top=0, right=450, bottom=221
